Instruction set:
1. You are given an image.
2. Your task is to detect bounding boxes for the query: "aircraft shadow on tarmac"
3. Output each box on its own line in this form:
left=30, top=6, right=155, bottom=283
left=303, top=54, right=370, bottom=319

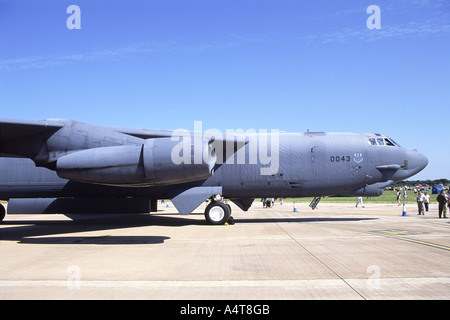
left=0, top=213, right=377, bottom=245
left=0, top=214, right=171, bottom=245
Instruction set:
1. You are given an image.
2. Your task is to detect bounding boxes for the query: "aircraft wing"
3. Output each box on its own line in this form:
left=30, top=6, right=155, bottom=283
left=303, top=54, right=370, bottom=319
left=108, top=126, right=176, bottom=139
left=0, top=118, right=63, bottom=143
left=0, top=118, right=248, bottom=169
left=112, top=125, right=248, bottom=146
left=114, top=125, right=249, bottom=165
left=1, top=118, right=247, bottom=144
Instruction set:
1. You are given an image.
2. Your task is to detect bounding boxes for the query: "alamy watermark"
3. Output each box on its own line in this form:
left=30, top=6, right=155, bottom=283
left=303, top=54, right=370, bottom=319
left=66, top=5, right=81, bottom=30
left=367, top=5, right=381, bottom=30
left=67, top=265, right=81, bottom=289
left=66, top=4, right=381, bottom=31
left=366, top=265, right=381, bottom=289
left=170, top=121, right=280, bottom=176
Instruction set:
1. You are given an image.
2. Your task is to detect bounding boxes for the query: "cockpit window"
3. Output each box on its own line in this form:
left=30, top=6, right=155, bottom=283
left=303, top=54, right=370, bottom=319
left=368, top=136, right=401, bottom=147
left=388, top=137, right=401, bottom=147
left=385, top=138, right=395, bottom=146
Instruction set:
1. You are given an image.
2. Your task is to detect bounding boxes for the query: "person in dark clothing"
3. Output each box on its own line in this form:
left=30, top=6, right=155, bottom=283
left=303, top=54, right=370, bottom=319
left=436, top=190, right=448, bottom=218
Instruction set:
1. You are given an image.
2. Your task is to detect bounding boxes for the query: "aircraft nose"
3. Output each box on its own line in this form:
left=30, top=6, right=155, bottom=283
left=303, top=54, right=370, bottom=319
left=407, top=149, right=428, bottom=175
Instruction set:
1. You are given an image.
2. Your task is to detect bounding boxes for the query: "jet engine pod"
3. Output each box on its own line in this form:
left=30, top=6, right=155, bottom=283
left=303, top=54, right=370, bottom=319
left=56, top=144, right=145, bottom=184
left=56, top=137, right=216, bottom=185
left=143, top=137, right=216, bottom=185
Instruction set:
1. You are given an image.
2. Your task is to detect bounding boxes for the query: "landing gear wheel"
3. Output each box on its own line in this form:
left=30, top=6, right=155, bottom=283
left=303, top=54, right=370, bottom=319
left=0, top=204, right=5, bottom=223
left=205, top=201, right=231, bottom=225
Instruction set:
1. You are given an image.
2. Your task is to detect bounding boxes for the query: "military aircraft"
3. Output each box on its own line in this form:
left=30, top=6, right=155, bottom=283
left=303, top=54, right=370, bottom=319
left=0, top=118, right=428, bottom=224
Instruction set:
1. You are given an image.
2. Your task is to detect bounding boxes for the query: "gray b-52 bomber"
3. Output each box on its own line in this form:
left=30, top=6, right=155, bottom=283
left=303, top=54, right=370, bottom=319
left=0, top=118, right=428, bottom=224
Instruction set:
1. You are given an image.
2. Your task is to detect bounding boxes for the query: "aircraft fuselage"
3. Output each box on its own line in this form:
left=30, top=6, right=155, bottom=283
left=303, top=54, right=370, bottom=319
left=0, top=119, right=428, bottom=223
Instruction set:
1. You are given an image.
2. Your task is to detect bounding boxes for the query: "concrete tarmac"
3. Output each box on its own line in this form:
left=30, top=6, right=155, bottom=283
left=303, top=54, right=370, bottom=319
left=0, top=201, right=449, bottom=300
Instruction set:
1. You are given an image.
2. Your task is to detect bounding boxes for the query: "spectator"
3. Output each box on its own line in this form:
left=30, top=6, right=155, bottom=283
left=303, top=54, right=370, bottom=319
left=417, top=190, right=425, bottom=215
left=436, top=190, right=448, bottom=218
left=424, top=192, right=430, bottom=212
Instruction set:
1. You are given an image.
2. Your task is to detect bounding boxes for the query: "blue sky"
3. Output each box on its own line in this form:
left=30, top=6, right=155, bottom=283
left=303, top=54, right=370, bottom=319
left=1, top=0, right=449, bottom=180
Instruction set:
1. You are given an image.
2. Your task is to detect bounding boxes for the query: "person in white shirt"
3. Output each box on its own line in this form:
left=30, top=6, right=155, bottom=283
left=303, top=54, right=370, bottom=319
left=424, top=192, right=430, bottom=212
left=417, top=190, right=425, bottom=215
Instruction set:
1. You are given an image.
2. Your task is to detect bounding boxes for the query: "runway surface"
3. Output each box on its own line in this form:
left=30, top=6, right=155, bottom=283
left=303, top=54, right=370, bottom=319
left=1, top=202, right=449, bottom=300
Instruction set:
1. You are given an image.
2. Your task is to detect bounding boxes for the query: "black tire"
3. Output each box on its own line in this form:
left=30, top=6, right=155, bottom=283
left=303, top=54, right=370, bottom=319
left=0, top=204, right=5, bottom=223
left=204, top=201, right=231, bottom=225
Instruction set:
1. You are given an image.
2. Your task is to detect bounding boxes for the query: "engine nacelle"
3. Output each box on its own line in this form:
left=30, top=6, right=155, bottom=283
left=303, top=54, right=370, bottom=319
left=56, top=138, right=216, bottom=185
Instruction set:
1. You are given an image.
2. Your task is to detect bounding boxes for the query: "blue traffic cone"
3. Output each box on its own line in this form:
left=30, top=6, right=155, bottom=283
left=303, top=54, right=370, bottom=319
left=402, top=203, right=407, bottom=216
left=293, top=201, right=297, bottom=212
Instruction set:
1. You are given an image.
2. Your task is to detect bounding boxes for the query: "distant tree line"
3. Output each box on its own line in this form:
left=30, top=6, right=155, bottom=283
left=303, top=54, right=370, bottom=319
left=393, top=179, right=449, bottom=187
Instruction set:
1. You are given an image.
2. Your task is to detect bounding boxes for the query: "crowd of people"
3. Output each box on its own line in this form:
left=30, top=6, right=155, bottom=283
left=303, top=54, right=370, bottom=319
left=416, top=189, right=449, bottom=218
left=260, top=188, right=449, bottom=218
